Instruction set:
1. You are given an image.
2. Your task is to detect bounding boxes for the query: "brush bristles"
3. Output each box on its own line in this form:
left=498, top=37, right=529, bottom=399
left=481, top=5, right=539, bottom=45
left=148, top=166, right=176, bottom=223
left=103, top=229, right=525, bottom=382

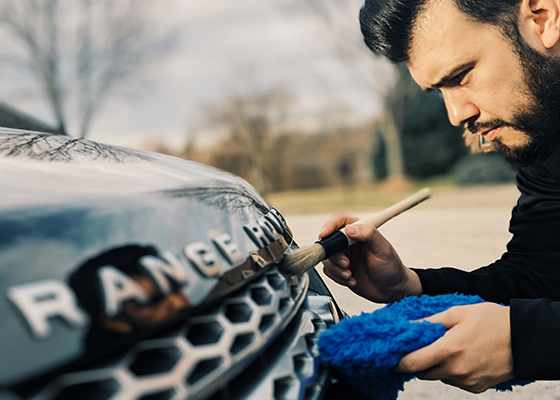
left=280, top=243, right=327, bottom=275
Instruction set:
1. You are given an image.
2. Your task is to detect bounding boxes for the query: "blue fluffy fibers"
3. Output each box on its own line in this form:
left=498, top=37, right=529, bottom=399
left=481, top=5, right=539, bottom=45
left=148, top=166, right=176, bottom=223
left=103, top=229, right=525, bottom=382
left=318, top=293, right=528, bottom=400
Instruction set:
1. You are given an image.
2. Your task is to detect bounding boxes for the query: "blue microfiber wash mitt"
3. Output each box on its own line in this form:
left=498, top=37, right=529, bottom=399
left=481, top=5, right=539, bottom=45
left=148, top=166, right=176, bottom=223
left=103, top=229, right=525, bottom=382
left=318, top=293, right=530, bottom=400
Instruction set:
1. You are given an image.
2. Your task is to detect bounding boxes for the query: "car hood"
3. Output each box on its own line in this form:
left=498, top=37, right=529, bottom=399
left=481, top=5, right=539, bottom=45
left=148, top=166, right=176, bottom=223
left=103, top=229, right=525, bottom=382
left=0, top=130, right=293, bottom=386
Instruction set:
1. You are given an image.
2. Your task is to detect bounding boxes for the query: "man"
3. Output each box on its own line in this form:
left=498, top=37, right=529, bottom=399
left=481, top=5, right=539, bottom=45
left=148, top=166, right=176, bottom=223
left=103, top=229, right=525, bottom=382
left=321, top=0, right=560, bottom=393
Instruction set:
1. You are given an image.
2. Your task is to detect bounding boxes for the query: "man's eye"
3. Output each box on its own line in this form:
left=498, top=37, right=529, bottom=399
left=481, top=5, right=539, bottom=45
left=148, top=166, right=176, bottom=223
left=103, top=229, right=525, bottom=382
left=450, top=71, right=468, bottom=85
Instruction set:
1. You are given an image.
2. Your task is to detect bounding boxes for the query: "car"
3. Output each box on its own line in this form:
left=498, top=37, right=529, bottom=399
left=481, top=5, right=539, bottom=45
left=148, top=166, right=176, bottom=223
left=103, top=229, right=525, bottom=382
left=0, top=128, right=357, bottom=400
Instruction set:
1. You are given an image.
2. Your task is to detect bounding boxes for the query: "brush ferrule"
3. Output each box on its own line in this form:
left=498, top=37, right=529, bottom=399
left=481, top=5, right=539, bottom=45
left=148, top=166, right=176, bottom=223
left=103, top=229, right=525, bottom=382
left=317, top=231, right=351, bottom=259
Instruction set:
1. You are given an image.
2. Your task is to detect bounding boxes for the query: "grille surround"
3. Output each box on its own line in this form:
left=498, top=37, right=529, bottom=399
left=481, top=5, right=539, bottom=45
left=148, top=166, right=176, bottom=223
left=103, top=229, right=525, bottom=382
left=19, top=265, right=333, bottom=400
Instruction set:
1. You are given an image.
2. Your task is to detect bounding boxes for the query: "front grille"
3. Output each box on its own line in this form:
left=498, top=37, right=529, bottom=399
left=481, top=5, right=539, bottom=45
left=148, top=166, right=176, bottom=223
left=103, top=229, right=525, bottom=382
left=16, top=265, right=333, bottom=400
left=216, top=309, right=329, bottom=400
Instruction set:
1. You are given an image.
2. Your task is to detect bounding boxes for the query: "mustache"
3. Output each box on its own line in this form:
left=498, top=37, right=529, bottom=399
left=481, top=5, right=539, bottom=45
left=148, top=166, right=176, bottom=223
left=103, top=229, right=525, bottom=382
left=466, top=119, right=512, bottom=135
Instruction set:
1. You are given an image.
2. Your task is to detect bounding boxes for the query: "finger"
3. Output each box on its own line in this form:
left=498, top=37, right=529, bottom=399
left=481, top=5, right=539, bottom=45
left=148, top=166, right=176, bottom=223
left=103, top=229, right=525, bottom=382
left=394, top=309, right=461, bottom=374
left=322, top=259, right=349, bottom=277
left=344, top=224, right=394, bottom=257
left=394, top=337, right=449, bottom=374
left=326, top=253, right=350, bottom=269
left=318, top=215, right=359, bottom=239
left=415, top=364, right=447, bottom=381
left=441, top=379, right=489, bottom=394
left=322, top=269, right=356, bottom=287
left=322, top=261, right=356, bottom=287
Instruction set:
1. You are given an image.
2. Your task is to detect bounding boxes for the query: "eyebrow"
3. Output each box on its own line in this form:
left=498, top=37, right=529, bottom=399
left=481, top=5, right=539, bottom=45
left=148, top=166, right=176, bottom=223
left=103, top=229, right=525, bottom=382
left=425, top=61, right=475, bottom=92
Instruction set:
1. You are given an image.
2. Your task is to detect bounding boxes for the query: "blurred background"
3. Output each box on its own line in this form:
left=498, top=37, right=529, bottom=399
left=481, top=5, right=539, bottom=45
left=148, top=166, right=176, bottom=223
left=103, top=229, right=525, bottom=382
left=3, top=2, right=552, bottom=398
left=0, top=0, right=516, bottom=209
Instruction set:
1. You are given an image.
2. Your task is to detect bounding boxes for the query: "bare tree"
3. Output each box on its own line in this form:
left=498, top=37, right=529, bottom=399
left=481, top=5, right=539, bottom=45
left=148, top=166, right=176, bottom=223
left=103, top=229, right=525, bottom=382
left=203, top=88, right=293, bottom=196
left=282, top=0, right=419, bottom=185
left=0, top=0, right=175, bottom=138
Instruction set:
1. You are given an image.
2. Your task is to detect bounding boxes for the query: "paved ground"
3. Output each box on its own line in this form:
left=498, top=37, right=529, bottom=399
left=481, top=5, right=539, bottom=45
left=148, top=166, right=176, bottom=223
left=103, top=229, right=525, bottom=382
left=280, top=184, right=560, bottom=399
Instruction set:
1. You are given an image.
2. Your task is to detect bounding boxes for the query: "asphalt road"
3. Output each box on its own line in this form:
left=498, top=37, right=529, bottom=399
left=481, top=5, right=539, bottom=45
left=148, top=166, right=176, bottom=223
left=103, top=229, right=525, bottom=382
left=280, top=184, right=560, bottom=400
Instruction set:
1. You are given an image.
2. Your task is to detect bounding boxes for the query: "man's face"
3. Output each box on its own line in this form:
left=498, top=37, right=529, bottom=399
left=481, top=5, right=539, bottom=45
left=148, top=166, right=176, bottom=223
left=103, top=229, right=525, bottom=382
left=407, top=0, right=560, bottom=167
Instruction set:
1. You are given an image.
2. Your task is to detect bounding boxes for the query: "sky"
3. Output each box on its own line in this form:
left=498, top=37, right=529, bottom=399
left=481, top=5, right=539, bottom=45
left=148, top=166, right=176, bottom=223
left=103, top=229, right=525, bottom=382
left=0, top=0, right=383, bottom=151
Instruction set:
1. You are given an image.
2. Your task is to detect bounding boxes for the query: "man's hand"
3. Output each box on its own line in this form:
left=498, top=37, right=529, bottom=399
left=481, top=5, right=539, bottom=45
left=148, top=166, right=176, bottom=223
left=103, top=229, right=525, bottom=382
left=394, top=302, right=514, bottom=393
left=320, top=215, right=422, bottom=303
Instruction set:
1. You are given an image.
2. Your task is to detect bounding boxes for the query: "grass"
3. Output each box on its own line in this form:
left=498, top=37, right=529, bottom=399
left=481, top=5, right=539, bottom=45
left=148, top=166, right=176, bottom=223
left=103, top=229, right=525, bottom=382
left=266, top=175, right=457, bottom=215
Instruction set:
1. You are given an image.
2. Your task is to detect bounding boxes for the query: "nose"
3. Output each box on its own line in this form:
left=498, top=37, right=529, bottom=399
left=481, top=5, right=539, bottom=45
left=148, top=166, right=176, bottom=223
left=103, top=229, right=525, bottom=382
left=441, top=90, right=480, bottom=126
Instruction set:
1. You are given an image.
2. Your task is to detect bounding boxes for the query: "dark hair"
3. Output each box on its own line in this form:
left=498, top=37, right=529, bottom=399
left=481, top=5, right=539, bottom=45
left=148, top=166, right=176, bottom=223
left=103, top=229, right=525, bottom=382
left=359, top=0, right=521, bottom=63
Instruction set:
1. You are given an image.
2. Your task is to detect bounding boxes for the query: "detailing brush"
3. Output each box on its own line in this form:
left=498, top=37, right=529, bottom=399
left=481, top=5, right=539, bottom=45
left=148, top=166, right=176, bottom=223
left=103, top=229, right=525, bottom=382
left=281, top=188, right=431, bottom=276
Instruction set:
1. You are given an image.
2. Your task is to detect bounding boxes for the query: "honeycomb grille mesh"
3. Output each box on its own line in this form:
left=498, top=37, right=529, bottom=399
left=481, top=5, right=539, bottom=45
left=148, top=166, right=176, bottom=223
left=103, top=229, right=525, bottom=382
left=21, top=265, right=331, bottom=400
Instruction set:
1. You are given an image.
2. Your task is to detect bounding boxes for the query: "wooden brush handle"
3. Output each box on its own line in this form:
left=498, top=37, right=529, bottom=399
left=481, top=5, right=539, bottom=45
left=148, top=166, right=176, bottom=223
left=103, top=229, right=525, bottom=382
left=346, top=188, right=431, bottom=245
left=317, top=188, right=431, bottom=259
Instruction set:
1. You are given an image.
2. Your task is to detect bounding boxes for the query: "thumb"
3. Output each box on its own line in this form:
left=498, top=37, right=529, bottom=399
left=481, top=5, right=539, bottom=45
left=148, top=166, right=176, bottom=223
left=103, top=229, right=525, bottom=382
left=319, top=216, right=359, bottom=239
left=344, top=223, right=395, bottom=256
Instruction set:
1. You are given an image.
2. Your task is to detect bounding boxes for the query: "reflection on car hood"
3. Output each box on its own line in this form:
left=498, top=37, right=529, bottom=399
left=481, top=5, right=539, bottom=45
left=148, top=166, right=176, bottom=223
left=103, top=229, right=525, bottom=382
left=0, top=130, right=293, bottom=386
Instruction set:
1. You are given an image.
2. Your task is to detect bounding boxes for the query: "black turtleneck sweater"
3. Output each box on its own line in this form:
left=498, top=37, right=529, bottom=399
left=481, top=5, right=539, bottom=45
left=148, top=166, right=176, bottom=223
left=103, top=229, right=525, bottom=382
left=414, top=145, right=560, bottom=380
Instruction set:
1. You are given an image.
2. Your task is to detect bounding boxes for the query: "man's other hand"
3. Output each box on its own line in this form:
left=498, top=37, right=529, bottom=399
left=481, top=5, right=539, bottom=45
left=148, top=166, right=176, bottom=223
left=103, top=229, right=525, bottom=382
left=394, top=302, right=514, bottom=393
left=320, top=214, right=422, bottom=303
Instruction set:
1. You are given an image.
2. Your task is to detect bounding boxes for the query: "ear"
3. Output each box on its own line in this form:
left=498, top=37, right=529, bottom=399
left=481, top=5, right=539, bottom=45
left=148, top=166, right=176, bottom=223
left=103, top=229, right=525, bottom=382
left=519, top=0, right=560, bottom=49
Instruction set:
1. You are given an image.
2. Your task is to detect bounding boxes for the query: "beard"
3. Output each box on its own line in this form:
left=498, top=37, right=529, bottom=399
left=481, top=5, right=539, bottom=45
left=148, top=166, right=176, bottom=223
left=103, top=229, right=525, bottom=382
left=466, top=35, right=560, bottom=168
